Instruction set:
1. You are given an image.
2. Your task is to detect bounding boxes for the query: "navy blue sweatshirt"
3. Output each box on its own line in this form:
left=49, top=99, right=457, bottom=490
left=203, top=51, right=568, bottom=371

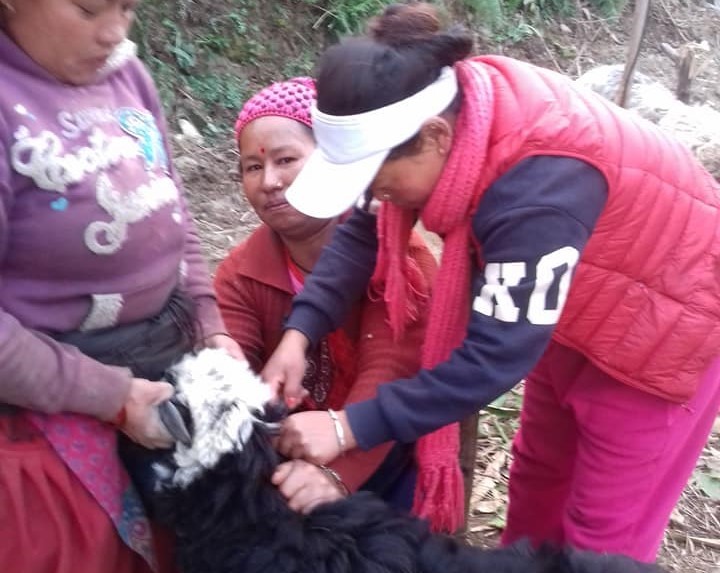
left=286, top=156, right=608, bottom=449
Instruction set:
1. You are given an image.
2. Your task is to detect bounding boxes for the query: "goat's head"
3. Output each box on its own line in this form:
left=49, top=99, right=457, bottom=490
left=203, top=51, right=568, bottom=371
left=154, top=348, right=285, bottom=489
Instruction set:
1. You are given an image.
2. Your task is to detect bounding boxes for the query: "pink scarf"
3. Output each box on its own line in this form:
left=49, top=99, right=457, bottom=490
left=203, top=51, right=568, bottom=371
left=371, top=60, right=495, bottom=532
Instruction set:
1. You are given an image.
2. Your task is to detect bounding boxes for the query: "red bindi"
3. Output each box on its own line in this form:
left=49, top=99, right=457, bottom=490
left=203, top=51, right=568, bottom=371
left=260, top=147, right=265, bottom=155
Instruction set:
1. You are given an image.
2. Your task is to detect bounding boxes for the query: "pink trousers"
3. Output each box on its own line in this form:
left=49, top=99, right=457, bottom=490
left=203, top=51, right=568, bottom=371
left=500, top=341, right=720, bottom=562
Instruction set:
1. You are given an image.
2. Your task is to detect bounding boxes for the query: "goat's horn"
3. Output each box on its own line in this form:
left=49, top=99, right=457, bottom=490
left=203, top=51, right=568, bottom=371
left=158, top=400, right=192, bottom=446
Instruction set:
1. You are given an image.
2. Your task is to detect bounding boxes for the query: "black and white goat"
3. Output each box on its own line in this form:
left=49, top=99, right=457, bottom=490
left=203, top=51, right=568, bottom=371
left=152, top=349, right=665, bottom=573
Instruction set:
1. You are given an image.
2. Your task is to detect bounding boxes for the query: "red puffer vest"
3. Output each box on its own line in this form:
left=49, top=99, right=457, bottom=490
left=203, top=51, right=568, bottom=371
left=467, top=56, right=720, bottom=402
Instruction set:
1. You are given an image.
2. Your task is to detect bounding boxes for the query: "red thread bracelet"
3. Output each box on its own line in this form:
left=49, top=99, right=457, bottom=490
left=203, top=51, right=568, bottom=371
left=110, top=405, right=127, bottom=427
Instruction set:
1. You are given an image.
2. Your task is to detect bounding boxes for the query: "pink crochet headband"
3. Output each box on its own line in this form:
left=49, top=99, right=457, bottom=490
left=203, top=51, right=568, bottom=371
left=235, top=77, right=316, bottom=141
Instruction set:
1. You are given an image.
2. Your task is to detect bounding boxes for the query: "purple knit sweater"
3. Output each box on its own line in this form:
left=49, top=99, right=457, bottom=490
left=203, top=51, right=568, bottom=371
left=0, top=32, right=224, bottom=420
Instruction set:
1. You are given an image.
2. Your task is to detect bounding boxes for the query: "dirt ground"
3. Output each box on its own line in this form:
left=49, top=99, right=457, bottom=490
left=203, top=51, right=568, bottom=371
left=174, top=0, right=720, bottom=570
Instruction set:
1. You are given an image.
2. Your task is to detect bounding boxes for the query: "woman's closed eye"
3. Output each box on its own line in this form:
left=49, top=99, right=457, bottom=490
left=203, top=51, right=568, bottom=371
left=75, top=1, right=136, bottom=18
left=75, top=3, right=97, bottom=17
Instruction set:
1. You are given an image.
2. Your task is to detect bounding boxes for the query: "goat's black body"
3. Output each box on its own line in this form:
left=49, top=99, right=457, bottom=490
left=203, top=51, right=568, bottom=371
left=155, top=420, right=664, bottom=573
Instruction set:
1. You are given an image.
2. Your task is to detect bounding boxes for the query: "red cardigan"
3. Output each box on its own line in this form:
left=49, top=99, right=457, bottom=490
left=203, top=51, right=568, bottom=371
left=215, top=224, right=437, bottom=491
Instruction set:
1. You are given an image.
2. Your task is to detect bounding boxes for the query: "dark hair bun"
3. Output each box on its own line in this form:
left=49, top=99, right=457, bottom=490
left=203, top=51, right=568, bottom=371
left=368, top=3, right=440, bottom=45
left=367, top=2, right=473, bottom=66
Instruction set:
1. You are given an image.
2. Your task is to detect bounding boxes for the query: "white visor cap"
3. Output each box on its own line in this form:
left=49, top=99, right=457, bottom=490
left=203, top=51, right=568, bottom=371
left=286, top=66, right=458, bottom=219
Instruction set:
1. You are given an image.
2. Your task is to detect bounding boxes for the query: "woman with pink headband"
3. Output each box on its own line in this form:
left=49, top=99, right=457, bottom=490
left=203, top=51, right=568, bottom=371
left=215, top=77, right=439, bottom=513
left=263, top=1, right=720, bottom=561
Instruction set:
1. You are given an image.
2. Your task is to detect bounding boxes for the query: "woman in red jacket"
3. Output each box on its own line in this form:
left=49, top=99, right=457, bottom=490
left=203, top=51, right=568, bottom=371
left=262, top=2, right=720, bottom=561
left=215, top=77, right=439, bottom=513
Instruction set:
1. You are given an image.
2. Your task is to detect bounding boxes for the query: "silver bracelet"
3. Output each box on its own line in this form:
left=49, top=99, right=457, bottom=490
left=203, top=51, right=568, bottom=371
left=327, top=409, right=346, bottom=454
left=318, top=465, right=350, bottom=497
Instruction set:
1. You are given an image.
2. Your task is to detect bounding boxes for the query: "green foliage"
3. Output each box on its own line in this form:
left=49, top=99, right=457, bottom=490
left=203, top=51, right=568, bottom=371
left=584, top=0, right=626, bottom=16
left=129, top=0, right=626, bottom=134
left=461, top=0, right=510, bottom=31
left=198, top=12, right=266, bottom=62
left=461, top=0, right=625, bottom=42
left=298, top=0, right=626, bottom=46
left=160, top=18, right=197, bottom=72
left=130, top=1, right=277, bottom=136
left=301, top=0, right=396, bottom=36
left=281, top=52, right=317, bottom=80
left=186, top=74, right=249, bottom=113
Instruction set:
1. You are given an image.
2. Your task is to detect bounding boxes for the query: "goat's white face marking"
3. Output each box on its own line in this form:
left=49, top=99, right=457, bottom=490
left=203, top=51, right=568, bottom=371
left=167, top=348, right=273, bottom=487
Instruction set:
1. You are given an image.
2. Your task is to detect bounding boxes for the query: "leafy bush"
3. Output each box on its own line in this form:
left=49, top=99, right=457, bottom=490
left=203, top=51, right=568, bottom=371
left=130, top=0, right=625, bottom=134
left=301, top=0, right=395, bottom=36
left=131, top=0, right=313, bottom=136
left=461, top=0, right=625, bottom=40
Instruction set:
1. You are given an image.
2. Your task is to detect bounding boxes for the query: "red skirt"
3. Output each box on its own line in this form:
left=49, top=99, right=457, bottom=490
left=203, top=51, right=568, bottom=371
left=0, top=415, right=172, bottom=573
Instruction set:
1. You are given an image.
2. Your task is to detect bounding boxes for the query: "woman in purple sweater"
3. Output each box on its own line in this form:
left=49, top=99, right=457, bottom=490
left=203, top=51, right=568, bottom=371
left=0, top=1, right=243, bottom=572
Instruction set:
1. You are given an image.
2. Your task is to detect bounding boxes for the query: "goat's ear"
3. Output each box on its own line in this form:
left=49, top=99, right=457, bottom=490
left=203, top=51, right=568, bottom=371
left=151, top=460, right=177, bottom=489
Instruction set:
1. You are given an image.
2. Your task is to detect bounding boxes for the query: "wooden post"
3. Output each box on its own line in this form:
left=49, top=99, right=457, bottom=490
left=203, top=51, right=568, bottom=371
left=615, top=0, right=651, bottom=108
left=676, top=45, right=695, bottom=103
left=458, top=411, right=480, bottom=531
